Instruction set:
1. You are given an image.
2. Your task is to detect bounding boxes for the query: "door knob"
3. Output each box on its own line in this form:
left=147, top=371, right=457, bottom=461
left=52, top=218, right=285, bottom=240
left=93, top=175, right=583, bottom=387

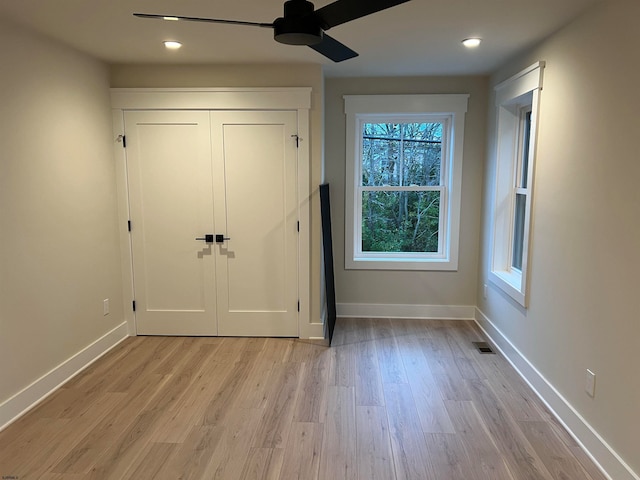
left=195, top=234, right=214, bottom=243
left=216, top=234, right=231, bottom=243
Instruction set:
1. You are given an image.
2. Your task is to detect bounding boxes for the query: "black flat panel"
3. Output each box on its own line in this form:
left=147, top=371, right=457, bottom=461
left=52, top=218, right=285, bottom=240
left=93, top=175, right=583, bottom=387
left=320, top=183, right=337, bottom=344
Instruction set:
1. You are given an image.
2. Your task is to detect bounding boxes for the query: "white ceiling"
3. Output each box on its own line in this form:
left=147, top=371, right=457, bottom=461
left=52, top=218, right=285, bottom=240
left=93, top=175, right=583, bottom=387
left=0, top=0, right=603, bottom=77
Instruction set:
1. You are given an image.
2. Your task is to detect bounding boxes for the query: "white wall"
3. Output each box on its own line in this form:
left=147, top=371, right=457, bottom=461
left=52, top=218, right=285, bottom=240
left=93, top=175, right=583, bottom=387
left=110, top=64, right=325, bottom=330
left=0, top=20, right=124, bottom=411
left=324, top=76, right=488, bottom=313
left=477, top=0, right=640, bottom=476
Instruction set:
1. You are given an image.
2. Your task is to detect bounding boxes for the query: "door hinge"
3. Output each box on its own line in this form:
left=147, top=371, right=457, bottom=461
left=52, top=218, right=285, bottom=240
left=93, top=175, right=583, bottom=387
left=122, top=135, right=126, bottom=148
left=297, top=221, right=300, bottom=232
left=132, top=300, right=136, bottom=312
left=127, top=220, right=131, bottom=232
left=297, top=300, right=300, bottom=312
left=291, top=134, right=299, bottom=148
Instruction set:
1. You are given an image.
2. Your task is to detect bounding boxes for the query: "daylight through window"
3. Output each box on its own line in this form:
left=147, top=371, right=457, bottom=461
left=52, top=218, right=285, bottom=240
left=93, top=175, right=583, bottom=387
left=360, top=121, right=444, bottom=254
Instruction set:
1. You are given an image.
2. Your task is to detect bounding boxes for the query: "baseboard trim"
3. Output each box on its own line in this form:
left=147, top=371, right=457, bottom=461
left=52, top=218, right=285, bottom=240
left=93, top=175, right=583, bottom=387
left=337, top=303, right=475, bottom=320
left=474, top=308, right=638, bottom=480
left=0, top=321, right=129, bottom=432
left=306, top=324, right=325, bottom=339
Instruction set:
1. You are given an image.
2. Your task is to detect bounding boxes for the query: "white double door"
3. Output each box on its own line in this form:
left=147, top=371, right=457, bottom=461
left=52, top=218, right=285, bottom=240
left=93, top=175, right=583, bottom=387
left=124, top=110, right=299, bottom=337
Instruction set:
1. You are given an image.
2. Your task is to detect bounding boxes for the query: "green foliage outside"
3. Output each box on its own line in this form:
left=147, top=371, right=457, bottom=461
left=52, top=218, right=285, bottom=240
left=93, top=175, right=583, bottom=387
left=361, top=122, right=442, bottom=253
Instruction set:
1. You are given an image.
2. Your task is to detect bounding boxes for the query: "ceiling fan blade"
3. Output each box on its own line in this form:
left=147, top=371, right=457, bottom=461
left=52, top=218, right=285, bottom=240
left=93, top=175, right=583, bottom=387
left=313, top=0, right=411, bottom=30
left=133, top=13, right=274, bottom=29
left=308, top=33, right=358, bottom=62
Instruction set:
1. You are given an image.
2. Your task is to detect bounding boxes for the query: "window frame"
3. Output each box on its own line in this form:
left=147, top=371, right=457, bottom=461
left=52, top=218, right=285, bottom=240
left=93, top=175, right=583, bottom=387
left=344, top=94, right=469, bottom=271
left=489, top=62, right=545, bottom=306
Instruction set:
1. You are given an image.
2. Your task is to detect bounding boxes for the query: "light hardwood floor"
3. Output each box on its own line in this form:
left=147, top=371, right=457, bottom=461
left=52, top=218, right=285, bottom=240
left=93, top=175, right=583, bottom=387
left=0, top=318, right=607, bottom=479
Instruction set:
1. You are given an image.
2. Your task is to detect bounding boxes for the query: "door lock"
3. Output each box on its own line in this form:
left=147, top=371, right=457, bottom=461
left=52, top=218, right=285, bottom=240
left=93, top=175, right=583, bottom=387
left=195, top=234, right=214, bottom=243
left=215, top=234, right=231, bottom=243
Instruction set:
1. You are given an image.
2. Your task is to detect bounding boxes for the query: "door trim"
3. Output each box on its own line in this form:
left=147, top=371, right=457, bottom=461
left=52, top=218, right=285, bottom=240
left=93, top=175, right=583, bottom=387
left=110, top=87, right=312, bottom=338
left=111, top=87, right=311, bottom=111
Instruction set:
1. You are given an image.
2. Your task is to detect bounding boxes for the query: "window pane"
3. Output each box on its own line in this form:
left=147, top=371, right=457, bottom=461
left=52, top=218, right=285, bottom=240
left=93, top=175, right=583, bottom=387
left=362, top=136, right=400, bottom=186
left=403, top=141, right=441, bottom=186
left=362, top=122, right=442, bottom=187
left=402, top=122, right=442, bottom=186
left=520, top=110, right=532, bottom=188
left=362, top=190, right=440, bottom=253
left=512, top=193, right=526, bottom=270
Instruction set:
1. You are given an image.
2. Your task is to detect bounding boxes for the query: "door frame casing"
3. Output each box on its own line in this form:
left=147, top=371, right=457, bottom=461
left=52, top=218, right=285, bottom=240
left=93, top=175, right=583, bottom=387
left=110, top=87, right=312, bottom=338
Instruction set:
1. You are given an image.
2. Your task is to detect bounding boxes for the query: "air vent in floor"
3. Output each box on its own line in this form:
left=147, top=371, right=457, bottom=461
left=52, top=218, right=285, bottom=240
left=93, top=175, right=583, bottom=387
left=472, top=341, right=495, bottom=354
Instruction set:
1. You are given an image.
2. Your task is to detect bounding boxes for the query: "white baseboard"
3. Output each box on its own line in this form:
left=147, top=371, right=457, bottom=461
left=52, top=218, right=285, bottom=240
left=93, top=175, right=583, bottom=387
left=0, top=321, right=129, bottom=431
left=304, top=322, right=325, bottom=339
left=337, top=302, right=475, bottom=320
left=474, top=308, right=638, bottom=480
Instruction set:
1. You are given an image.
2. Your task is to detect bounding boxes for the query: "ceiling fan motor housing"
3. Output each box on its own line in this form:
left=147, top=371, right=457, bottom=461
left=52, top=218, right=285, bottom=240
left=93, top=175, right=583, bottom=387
left=274, top=0, right=323, bottom=45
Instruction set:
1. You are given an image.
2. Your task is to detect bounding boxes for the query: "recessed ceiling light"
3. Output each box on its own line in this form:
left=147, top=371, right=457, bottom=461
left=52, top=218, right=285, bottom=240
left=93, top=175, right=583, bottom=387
left=462, top=38, right=482, bottom=48
left=164, top=41, right=182, bottom=50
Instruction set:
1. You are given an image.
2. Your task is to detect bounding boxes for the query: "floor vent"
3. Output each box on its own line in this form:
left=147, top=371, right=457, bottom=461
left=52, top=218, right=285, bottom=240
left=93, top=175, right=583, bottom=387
left=472, top=341, right=495, bottom=354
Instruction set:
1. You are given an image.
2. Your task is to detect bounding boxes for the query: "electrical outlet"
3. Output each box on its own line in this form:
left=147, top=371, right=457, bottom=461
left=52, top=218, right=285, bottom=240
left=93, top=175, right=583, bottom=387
left=103, top=298, right=110, bottom=316
left=483, top=284, right=488, bottom=299
left=585, top=369, right=596, bottom=397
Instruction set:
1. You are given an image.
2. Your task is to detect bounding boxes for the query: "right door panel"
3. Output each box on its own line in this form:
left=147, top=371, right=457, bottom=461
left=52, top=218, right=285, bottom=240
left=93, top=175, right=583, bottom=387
left=210, top=111, right=299, bottom=337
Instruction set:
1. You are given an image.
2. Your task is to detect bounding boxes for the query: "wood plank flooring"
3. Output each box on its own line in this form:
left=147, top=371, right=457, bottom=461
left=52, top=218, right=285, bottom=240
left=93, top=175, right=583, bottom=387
left=0, top=318, right=607, bottom=479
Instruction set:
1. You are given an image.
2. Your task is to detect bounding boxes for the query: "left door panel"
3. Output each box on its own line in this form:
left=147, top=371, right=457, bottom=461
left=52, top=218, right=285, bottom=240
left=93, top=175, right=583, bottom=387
left=124, top=111, right=217, bottom=335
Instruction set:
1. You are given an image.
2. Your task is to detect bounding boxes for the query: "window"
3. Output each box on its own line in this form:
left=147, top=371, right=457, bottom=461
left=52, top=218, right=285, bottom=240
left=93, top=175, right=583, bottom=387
left=490, top=62, right=544, bottom=306
left=344, top=95, right=468, bottom=270
left=512, top=107, right=531, bottom=272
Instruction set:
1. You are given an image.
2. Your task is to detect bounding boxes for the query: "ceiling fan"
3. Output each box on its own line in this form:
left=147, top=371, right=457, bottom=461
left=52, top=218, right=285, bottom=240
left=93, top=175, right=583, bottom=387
left=134, top=0, right=411, bottom=62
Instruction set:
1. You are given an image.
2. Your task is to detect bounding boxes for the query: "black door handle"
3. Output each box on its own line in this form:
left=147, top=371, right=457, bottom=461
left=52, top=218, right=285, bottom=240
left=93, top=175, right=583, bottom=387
left=195, top=234, right=214, bottom=243
left=216, top=234, right=231, bottom=243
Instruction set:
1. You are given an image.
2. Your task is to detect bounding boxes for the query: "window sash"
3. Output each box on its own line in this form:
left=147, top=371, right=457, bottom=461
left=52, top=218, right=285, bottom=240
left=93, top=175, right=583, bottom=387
left=511, top=107, right=532, bottom=272
left=361, top=121, right=445, bottom=188
left=358, top=116, right=450, bottom=186
left=359, top=185, right=443, bottom=192
left=516, top=108, right=532, bottom=189
left=511, top=192, right=527, bottom=271
left=354, top=116, right=450, bottom=259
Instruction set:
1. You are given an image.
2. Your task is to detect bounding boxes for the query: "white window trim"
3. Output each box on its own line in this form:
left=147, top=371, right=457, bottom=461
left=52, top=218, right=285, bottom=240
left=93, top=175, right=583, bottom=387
left=489, top=62, right=545, bottom=306
left=344, top=94, right=469, bottom=271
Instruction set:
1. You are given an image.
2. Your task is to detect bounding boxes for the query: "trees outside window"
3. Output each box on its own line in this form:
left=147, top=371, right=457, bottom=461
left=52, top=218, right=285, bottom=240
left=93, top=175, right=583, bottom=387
left=360, top=121, right=443, bottom=254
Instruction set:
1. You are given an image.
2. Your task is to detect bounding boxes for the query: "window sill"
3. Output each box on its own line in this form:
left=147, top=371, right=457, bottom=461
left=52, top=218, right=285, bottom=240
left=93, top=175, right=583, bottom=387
left=489, top=270, right=527, bottom=307
left=347, top=257, right=458, bottom=271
